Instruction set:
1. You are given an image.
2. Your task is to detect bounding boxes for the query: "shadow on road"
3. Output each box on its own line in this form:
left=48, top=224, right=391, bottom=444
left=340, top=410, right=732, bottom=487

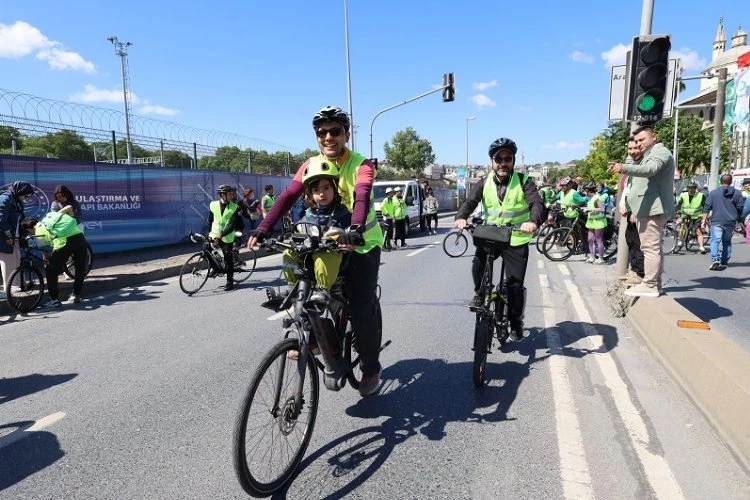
left=0, top=421, right=64, bottom=492
left=0, top=373, right=77, bottom=406
left=674, top=297, right=733, bottom=322
left=667, top=275, right=750, bottom=293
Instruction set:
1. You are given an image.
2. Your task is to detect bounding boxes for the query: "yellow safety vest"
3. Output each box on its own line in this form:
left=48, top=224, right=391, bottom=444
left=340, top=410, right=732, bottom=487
left=209, top=201, right=239, bottom=243
left=679, top=192, right=703, bottom=218
left=482, top=172, right=531, bottom=246
left=585, top=198, right=606, bottom=229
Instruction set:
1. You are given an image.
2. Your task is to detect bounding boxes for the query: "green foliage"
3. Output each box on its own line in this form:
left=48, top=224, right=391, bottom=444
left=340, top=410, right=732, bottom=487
left=382, top=127, right=436, bottom=178
left=24, top=130, right=92, bottom=161
left=0, top=126, right=22, bottom=149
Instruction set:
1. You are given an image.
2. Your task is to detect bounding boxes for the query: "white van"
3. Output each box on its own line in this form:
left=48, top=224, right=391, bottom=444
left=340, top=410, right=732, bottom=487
left=372, top=180, right=423, bottom=235
left=732, top=168, right=750, bottom=189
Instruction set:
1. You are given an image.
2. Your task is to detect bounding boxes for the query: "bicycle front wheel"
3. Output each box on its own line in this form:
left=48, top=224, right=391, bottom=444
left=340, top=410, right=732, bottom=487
left=233, top=249, right=257, bottom=283
left=179, top=253, right=210, bottom=295
left=472, top=311, right=493, bottom=388
left=64, top=243, right=94, bottom=279
left=7, top=264, right=45, bottom=313
left=233, top=338, right=319, bottom=498
left=542, top=227, right=576, bottom=261
left=442, top=231, right=468, bottom=257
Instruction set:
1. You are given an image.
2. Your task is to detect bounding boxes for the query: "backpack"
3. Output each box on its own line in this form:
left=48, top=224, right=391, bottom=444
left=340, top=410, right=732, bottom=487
left=41, top=211, right=78, bottom=237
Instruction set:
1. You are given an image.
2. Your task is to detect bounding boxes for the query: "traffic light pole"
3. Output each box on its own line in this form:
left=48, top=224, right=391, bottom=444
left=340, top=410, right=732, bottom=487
left=369, top=85, right=448, bottom=159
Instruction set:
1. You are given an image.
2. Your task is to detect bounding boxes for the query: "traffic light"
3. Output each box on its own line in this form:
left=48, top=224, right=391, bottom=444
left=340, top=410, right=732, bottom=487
left=442, top=72, right=455, bottom=103
left=626, top=35, right=671, bottom=124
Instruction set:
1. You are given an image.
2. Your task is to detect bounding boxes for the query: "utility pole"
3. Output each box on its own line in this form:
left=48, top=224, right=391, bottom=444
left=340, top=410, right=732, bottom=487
left=108, top=36, right=134, bottom=164
left=709, top=67, right=728, bottom=191
left=344, top=0, right=355, bottom=150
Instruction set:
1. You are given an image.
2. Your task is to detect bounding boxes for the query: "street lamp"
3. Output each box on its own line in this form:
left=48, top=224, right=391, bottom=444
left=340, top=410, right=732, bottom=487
left=465, top=116, right=476, bottom=170
left=108, top=36, right=134, bottom=164
left=344, top=0, right=354, bottom=150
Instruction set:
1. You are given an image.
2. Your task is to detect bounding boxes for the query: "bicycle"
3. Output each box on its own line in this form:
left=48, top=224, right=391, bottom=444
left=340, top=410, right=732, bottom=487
left=469, top=223, right=523, bottom=388
left=535, top=203, right=565, bottom=254
left=232, top=225, right=390, bottom=497
left=6, top=236, right=47, bottom=313
left=178, top=232, right=256, bottom=295
left=64, top=241, right=93, bottom=279
left=669, top=212, right=700, bottom=254
left=442, top=216, right=482, bottom=257
left=541, top=206, right=618, bottom=262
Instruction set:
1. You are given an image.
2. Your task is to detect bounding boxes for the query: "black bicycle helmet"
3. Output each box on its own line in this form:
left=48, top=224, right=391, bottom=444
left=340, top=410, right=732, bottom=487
left=217, top=184, right=233, bottom=194
left=312, top=106, right=350, bottom=130
left=488, top=137, right=518, bottom=158
left=583, top=182, right=596, bottom=191
left=687, top=181, right=698, bottom=188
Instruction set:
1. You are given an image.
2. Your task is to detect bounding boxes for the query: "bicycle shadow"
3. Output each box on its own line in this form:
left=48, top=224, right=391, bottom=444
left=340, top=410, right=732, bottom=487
left=0, top=373, right=77, bottom=406
left=0, top=421, right=64, bottom=492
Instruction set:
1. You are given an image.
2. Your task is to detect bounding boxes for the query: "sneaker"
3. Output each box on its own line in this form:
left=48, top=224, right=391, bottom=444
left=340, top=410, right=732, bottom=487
left=308, top=289, right=331, bottom=306
left=224, top=282, right=235, bottom=292
left=509, top=323, right=524, bottom=341
left=593, top=257, right=605, bottom=265
left=624, top=274, right=644, bottom=285
left=65, top=295, right=81, bottom=304
left=700, top=246, right=707, bottom=254
left=400, top=242, right=408, bottom=247
left=623, top=284, right=660, bottom=298
left=359, top=371, right=381, bottom=396
left=469, top=294, right=483, bottom=310
left=709, top=260, right=720, bottom=271
left=584, top=255, right=594, bottom=263
left=43, top=299, right=62, bottom=309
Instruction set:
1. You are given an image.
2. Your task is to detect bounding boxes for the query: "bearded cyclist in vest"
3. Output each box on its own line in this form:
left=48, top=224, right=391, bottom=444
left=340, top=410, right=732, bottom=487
left=675, top=181, right=706, bottom=254
left=247, top=105, right=385, bottom=397
left=210, top=185, right=243, bottom=291
left=454, top=138, right=544, bottom=342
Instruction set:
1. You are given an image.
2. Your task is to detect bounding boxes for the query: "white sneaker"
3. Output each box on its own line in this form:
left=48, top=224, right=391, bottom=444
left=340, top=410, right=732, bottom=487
left=585, top=255, right=595, bottom=263
left=65, top=295, right=81, bottom=304
left=43, top=299, right=62, bottom=309
left=593, top=257, right=605, bottom=265
left=624, top=284, right=660, bottom=298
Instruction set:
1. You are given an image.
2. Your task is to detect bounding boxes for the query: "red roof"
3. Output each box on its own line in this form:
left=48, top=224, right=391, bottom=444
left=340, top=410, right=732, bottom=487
left=739, top=51, right=750, bottom=69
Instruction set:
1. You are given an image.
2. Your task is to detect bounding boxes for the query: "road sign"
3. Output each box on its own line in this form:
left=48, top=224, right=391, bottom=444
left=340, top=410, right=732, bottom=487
left=609, top=59, right=677, bottom=121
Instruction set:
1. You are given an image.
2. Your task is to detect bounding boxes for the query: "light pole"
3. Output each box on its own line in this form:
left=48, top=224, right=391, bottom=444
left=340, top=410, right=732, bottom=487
left=344, top=0, right=355, bottom=150
left=108, top=36, right=134, bottom=164
left=463, top=116, right=476, bottom=205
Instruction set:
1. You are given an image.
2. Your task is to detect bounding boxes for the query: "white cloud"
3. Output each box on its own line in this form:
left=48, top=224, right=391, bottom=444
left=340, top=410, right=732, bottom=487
left=519, top=105, right=532, bottom=112
left=543, top=141, right=584, bottom=150
left=0, top=20, right=95, bottom=73
left=671, top=47, right=706, bottom=71
left=138, top=104, right=178, bottom=116
left=471, top=94, right=496, bottom=108
left=70, top=84, right=141, bottom=104
left=601, top=43, right=629, bottom=67
left=570, top=51, right=594, bottom=64
left=473, top=80, right=497, bottom=91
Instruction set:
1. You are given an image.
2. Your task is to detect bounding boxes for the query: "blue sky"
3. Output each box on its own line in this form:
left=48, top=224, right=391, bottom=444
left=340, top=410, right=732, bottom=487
left=0, top=0, right=745, bottom=166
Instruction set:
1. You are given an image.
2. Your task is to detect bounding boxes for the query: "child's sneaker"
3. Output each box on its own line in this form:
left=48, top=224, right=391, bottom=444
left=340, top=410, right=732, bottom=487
left=43, top=299, right=62, bottom=309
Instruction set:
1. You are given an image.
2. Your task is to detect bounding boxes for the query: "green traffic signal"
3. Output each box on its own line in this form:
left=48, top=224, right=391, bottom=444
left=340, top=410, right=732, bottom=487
left=637, top=94, right=656, bottom=112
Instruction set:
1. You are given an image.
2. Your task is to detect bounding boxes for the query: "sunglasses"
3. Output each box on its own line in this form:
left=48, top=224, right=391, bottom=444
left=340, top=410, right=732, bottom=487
left=316, top=127, right=345, bottom=138
left=493, top=154, right=514, bottom=163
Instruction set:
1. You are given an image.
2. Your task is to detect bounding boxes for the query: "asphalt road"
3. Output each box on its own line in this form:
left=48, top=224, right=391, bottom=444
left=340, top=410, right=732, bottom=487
left=1, top=229, right=749, bottom=499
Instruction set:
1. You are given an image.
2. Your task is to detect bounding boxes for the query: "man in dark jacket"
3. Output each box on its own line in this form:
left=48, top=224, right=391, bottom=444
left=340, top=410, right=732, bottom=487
left=701, top=174, right=745, bottom=270
left=0, top=181, right=34, bottom=294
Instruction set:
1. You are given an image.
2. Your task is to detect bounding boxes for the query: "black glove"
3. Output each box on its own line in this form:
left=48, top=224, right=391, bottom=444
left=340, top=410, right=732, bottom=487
left=249, top=230, right=270, bottom=243
left=340, top=226, right=365, bottom=246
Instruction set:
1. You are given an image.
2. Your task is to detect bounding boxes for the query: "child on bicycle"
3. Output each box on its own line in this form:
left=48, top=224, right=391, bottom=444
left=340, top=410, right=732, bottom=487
left=282, top=158, right=351, bottom=305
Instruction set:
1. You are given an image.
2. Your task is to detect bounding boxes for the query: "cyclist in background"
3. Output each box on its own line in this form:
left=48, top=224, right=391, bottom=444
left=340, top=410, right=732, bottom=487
left=538, top=180, right=555, bottom=209
left=261, top=185, right=275, bottom=218
left=247, top=105, right=384, bottom=397
left=675, top=181, right=706, bottom=254
left=209, top=185, right=243, bottom=291
left=557, top=176, right=589, bottom=253
left=454, top=137, right=544, bottom=341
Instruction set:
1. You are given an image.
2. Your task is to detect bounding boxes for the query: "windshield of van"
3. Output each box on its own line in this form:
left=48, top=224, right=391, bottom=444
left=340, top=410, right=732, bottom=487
left=373, top=185, right=402, bottom=199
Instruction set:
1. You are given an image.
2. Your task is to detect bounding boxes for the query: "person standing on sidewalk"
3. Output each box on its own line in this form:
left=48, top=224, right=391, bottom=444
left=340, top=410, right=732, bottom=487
left=0, top=181, right=33, bottom=296
left=423, top=188, right=439, bottom=235
left=392, top=187, right=408, bottom=248
left=618, top=137, right=645, bottom=285
left=608, top=125, right=675, bottom=298
left=381, top=187, right=395, bottom=251
left=701, top=174, right=745, bottom=270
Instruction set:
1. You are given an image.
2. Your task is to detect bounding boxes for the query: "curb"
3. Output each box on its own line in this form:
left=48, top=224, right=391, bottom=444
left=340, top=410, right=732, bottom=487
left=627, top=295, right=750, bottom=471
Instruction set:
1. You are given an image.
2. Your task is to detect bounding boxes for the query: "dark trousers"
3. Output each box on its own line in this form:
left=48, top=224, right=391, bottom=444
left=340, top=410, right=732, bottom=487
left=425, top=213, right=438, bottom=231
left=46, top=233, right=87, bottom=300
left=394, top=218, right=406, bottom=245
left=219, top=240, right=234, bottom=283
left=471, top=243, right=529, bottom=327
left=383, top=218, right=394, bottom=247
left=339, top=248, right=382, bottom=376
left=625, top=219, right=644, bottom=277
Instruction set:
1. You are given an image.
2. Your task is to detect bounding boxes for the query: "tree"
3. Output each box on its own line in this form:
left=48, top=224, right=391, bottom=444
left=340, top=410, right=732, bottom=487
left=24, top=130, right=93, bottom=161
left=382, top=127, right=435, bottom=178
left=0, top=126, right=22, bottom=150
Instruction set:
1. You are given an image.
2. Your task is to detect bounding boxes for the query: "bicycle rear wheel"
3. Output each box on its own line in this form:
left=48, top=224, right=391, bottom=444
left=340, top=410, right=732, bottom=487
left=603, top=224, right=619, bottom=260
left=442, top=231, right=468, bottom=257
left=233, top=338, right=319, bottom=498
left=7, top=264, right=45, bottom=313
left=233, top=249, right=257, bottom=283
left=542, top=227, right=576, bottom=261
left=535, top=224, right=553, bottom=253
left=179, top=253, right=210, bottom=295
left=685, top=225, right=697, bottom=252
left=64, top=242, right=94, bottom=279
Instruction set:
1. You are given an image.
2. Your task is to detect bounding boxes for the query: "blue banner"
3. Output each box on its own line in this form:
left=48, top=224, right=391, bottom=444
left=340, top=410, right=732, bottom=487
left=0, top=155, right=292, bottom=254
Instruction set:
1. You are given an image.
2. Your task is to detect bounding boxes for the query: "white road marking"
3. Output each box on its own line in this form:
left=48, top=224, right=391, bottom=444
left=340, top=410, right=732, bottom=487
left=561, top=270, right=684, bottom=500
left=539, top=273, right=594, bottom=500
left=267, top=308, right=293, bottom=321
left=0, top=412, right=66, bottom=450
left=559, top=265, right=570, bottom=276
left=407, top=246, right=433, bottom=257
left=537, top=259, right=544, bottom=269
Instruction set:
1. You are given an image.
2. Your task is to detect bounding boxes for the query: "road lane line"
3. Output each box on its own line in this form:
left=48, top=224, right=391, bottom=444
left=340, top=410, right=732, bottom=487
left=0, top=412, right=66, bottom=450
left=561, top=273, right=684, bottom=500
left=537, top=259, right=544, bottom=269
left=559, top=265, right=570, bottom=276
left=407, top=245, right=433, bottom=257
left=539, top=273, right=594, bottom=500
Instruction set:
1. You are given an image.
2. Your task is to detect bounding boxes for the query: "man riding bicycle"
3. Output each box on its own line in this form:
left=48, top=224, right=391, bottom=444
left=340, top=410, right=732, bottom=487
left=247, top=105, right=384, bottom=397
left=454, top=137, right=544, bottom=341
left=675, top=181, right=706, bottom=254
